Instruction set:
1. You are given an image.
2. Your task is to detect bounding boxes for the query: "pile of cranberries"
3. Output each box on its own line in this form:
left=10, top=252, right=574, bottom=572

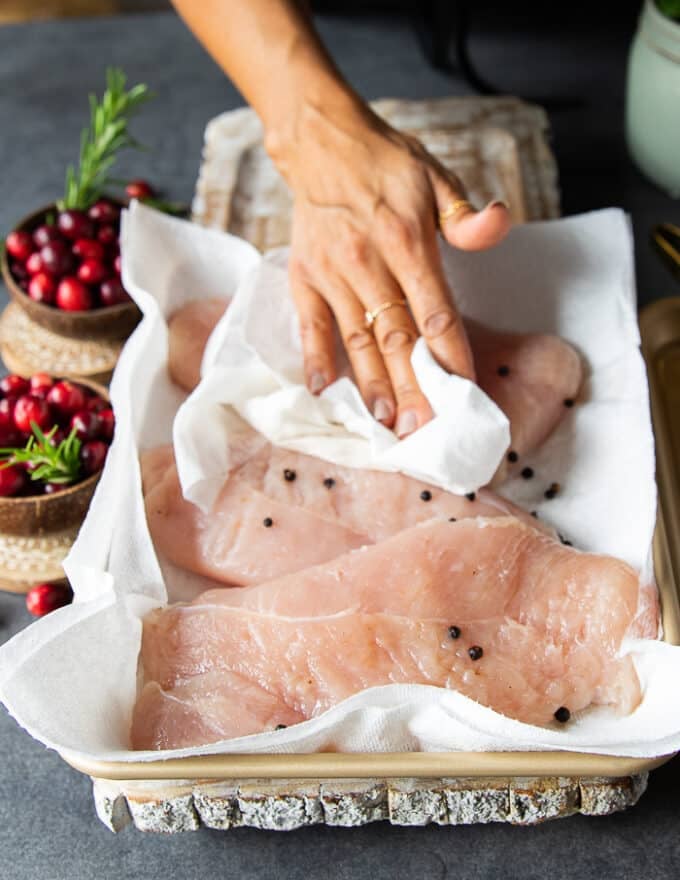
left=0, top=373, right=114, bottom=498
left=5, top=198, right=130, bottom=311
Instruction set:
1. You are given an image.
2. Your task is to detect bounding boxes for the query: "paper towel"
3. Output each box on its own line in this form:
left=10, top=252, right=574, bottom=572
left=1, top=201, right=679, bottom=766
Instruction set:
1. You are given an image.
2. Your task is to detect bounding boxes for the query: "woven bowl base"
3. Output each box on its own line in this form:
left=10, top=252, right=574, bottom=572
left=0, top=526, right=79, bottom=593
left=0, top=302, right=120, bottom=384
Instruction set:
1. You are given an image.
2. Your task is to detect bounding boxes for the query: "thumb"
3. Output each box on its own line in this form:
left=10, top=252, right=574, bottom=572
left=428, top=168, right=512, bottom=252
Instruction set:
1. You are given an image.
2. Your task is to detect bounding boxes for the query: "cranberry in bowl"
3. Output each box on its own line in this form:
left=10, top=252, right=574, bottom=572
left=0, top=373, right=114, bottom=536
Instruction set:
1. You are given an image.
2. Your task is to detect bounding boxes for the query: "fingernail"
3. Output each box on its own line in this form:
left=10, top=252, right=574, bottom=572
left=487, top=199, right=509, bottom=210
left=396, top=409, right=419, bottom=438
left=372, top=398, right=394, bottom=424
left=309, top=372, right=327, bottom=394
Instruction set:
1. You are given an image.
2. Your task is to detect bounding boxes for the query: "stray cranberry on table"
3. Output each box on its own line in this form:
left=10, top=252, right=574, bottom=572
left=25, top=581, right=73, bottom=617
left=125, top=179, right=155, bottom=200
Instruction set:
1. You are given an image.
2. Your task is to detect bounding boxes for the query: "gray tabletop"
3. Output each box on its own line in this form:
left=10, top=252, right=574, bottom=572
left=1, top=10, right=679, bottom=879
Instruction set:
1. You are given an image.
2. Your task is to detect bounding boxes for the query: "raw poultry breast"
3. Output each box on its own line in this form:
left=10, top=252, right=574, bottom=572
left=131, top=517, right=656, bottom=749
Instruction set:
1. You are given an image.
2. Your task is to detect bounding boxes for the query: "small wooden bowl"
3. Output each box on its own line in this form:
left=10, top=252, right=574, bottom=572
left=0, top=202, right=141, bottom=341
left=0, top=376, right=109, bottom=537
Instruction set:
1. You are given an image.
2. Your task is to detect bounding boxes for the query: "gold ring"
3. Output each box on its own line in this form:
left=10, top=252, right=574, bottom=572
left=438, top=199, right=472, bottom=224
left=364, top=299, right=408, bottom=329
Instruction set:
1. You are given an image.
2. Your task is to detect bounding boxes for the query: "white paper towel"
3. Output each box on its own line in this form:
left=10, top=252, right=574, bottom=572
left=1, top=201, right=680, bottom=766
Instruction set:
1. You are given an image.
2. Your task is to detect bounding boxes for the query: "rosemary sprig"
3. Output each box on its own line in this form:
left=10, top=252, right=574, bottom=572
left=0, top=423, right=82, bottom=485
left=59, top=67, right=152, bottom=212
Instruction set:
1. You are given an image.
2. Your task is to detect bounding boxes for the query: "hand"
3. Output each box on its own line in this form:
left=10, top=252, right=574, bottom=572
left=269, top=97, right=511, bottom=437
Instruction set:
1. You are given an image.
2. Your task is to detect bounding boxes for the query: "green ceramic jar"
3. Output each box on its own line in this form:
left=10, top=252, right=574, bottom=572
left=626, top=0, right=680, bottom=196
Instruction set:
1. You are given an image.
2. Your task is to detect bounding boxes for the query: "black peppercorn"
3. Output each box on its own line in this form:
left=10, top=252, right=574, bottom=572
left=465, top=492, right=476, bottom=502
left=530, top=511, right=538, bottom=518
left=323, top=477, right=335, bottom=489
left=554, top=706, right=571, bottom=723
left=263, top=517, right=273, bottom=528
left=275, top=723, right=287, bottom=730
left=283, top=469, right=296, bottom=482
left=420, top=489, right=432, bottom=501
left=507, top=450, right=519, bottom=463
left=448, top=625, right=461, bottom=640
left=449, top=517, right=457, bottom=522
left=468, top=645, right=483, bottom=661
left=521, top=467, right=534, bottom=480
left=544, top=482, right=560, bottom=500
left=497, top=365, right=510, bottom=377
left=563, top=398, right=574, bottom=408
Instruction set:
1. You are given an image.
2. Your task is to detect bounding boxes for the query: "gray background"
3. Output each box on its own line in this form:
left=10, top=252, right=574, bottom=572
left=1, top=8, right=679, bottom=878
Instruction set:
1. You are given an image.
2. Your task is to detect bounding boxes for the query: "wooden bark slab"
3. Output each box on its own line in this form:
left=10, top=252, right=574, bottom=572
left=191, top=95, right=559, bottom=252
left=92, top=773, right=648, bottom=833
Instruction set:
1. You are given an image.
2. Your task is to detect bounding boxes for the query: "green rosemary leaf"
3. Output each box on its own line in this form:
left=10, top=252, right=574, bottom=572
left=61, top=66, right=153, bottom=211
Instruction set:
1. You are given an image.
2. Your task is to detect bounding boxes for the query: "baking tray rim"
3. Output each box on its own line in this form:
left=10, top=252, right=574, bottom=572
left=59, top=299, right=680, bottom=782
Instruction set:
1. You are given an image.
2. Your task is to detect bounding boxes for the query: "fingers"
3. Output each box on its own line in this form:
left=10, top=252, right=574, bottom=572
left=329, top=283, right=397, bottom=427
left=340, top=255, right=433, bottom=436
left=289, top=270, right=337, bottom=394
left=374, top=205, right=476, bottom=381
left=428, top=167, right=511, bottom=251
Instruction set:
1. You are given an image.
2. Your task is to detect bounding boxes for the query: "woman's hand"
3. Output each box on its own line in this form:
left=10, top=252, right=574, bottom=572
left=170, top=0, right=511, bottom=435
left=268, top=97, right=511, bottom=436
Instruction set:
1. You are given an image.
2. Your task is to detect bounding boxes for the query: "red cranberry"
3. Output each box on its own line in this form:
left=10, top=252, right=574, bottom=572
left=72, top=238, right=105, bottom=261
left=77, top=258, right=107, bottom=285
left=47, top=380, right=86, bottom=416
left=32, top=224, right=62, bottom=248
left=97, top=224, right=118, bottom=247
left=81, top=439, right=108, bottom=475
left=57, top=210, right=94, bottom=241
left=10, top=261, right=28, bottom=281
left=0, top=464, right=26, bottom=497
left=86, top=395, right=107, bottom=413
left=70, top=409, right=100, bottom=440
left=96, top=407, right=115, bottom=441
left=0, top=375, right=30, bottom=398
left=56, top=277, right=92, bottom=312
left=99, top=278, right=130, bottom=307
left=125, top=179, right=155, bottom=200
left=26, top=582, right=73, bottom=617
left=5, top=231, right=33, bottom=262
left=28, top=272, right=56, bottom=304
left=46, top=428, right=66, bottom=448
left=13, top=394, right=52, bottom=434
left=25, top=252, right=44, bottom=275
left=30, top=373, right=54, bottom=398
left=40, top=240, right=74, bottom=276
left=0, top=424, right=22, bottom=447
left=42, top=482, right=65, bottom=495
left=0, top=398, right=15, bottom=429
left=113, top=254, right=122, bottom=275
left=88, top=199, right=120, bottom=224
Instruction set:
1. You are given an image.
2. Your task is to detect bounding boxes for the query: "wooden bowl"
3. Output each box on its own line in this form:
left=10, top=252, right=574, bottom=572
left=0, top=376, right=109, bottom=537
left=0, top=202, right=141, bottom=341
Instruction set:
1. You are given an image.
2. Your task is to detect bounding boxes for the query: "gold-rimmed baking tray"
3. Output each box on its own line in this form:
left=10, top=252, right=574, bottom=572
left=58, top=298, right=680, bottom=792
